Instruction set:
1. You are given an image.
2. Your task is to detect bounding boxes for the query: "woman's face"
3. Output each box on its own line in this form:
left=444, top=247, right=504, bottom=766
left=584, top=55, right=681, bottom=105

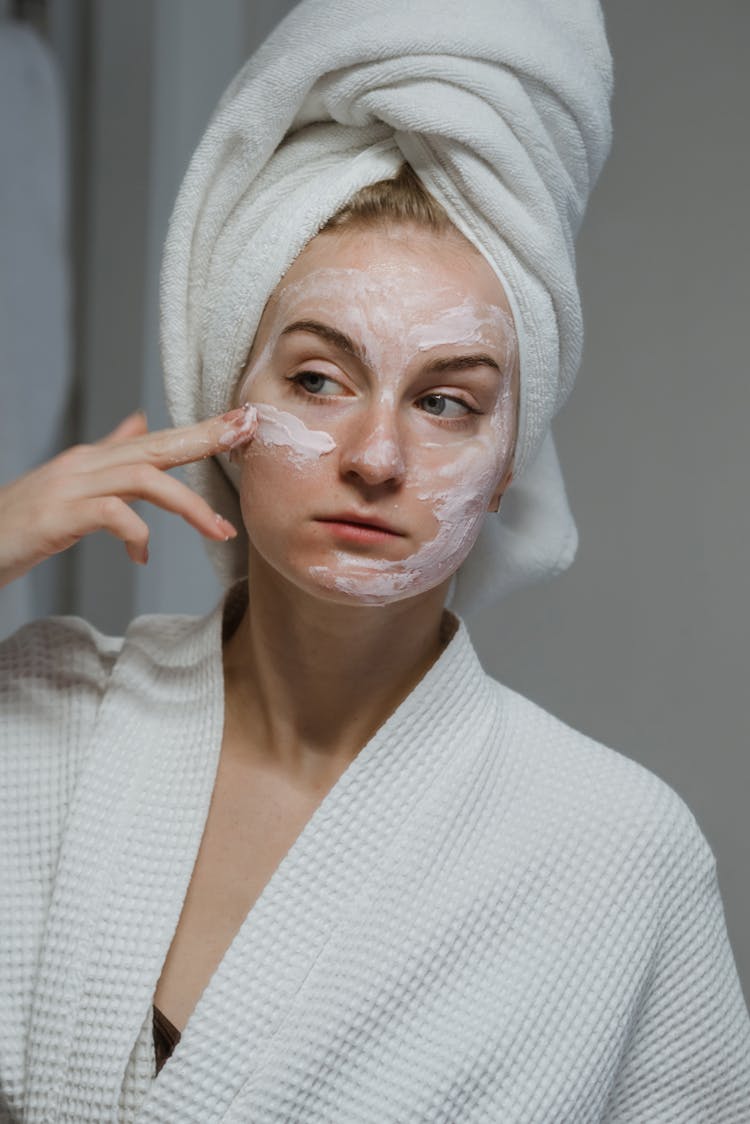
left=228, top=223, right=519, bottom=606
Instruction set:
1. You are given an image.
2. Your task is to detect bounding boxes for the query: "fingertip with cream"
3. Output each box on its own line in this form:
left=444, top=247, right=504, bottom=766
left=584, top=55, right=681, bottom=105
left=217, top=402, right=258, bottom=450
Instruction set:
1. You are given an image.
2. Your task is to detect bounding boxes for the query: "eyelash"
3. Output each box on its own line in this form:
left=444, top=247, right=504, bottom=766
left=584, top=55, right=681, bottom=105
left=286, top=371, right=482, bottom=427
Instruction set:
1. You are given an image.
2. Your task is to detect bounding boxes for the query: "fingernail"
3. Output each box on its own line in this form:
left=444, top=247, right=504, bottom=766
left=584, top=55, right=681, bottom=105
left=221, top=403, right=255, bottom=425
left=215, top=514, right=237, bottom=539
left=221, top=407, right=247, bottom=423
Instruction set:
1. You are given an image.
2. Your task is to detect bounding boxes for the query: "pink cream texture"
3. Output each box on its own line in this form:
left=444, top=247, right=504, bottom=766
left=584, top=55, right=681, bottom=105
left=217, top=404, right=259, bottom=450
left=233, top=262, right=517, bottom=605
left=251, top=403, right=336, bottom=464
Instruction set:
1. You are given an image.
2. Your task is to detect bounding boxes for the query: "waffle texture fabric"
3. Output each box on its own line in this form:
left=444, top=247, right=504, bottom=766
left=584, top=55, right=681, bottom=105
left=160, top=0, right=614, bottom=618
left=2, top=590, right=750, bottom=1122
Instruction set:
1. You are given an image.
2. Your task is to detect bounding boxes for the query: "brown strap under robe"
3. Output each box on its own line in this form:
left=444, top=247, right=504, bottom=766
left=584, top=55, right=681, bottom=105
left=152, top=1004, right=182, bottom=1074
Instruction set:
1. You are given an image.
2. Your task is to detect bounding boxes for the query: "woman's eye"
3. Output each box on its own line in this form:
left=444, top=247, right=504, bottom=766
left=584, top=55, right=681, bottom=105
left=417, top=393, right=475, bottom=419
left=292, top=371, right=343, bottom=396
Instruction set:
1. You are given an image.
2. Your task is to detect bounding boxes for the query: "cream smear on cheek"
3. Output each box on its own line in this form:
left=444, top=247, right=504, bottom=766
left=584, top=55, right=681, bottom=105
left=252, top=402, right=335, bottom=464
left=219, top=403, right=335, bottom=488
left=235, top=263, right=516, bottom=604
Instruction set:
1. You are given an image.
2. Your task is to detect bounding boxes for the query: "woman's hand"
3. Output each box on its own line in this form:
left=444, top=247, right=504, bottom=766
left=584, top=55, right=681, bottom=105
left=0, top=405, right=257, bottom=589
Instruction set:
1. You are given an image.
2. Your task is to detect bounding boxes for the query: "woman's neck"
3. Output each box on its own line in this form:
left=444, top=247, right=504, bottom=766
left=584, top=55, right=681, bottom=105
left=221, top=565, right=453, bottom=792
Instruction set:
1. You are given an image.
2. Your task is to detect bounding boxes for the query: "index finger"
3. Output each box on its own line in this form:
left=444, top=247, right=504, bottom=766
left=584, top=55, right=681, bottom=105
left=108, top=405, right=259, bottom=470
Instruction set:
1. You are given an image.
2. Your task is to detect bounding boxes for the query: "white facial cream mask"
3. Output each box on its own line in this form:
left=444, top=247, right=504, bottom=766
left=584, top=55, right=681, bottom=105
left=219, top=403, right=335, bottom=486
left=253, top=403, right=336, bottom=464
left=233, top=254, right=517, bottom=605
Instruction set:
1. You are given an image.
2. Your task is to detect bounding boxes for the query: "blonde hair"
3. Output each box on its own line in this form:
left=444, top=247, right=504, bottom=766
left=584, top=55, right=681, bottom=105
left=318, top=161, right=459, bottom=236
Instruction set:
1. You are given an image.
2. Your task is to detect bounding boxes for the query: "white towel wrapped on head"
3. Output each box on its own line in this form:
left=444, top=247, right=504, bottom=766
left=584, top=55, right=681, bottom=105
left=160, top=0, right=613, bottom=617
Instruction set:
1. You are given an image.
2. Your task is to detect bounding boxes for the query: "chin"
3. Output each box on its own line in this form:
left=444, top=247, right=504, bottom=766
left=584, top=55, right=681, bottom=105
left=299, top=560, right=452, bottom=608
left=246, top=533, right=455, bottom=609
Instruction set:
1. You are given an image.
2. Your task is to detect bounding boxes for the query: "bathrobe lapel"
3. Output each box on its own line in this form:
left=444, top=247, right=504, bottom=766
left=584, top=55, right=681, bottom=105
left=138, top=613, right=499, bottom=1123
left=24, top=602, right=227, bottom=1122
left=25, top=592, right=498, bottom=1123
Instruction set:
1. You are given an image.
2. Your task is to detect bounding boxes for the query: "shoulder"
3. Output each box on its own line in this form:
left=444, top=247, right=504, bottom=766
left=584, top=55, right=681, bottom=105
left=0, top=618, right=125, bottom=942
left=0, top=605, right=220, bottom=908
left=0, top=597, right=223, bottom=701
left=0, top=598, right=217, bottom=766
left=485, top=675, right=715, bottom=887
left=0, top=613, right=123, bottom=719
left=0, top=615, right=125, bottom=813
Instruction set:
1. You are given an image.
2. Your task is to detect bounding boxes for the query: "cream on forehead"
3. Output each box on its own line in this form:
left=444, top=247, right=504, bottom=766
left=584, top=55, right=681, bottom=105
left=236, top=262, right=517, bottom=404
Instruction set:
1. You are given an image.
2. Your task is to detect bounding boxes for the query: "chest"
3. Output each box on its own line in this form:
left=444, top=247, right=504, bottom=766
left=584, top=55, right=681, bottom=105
left=152, top=734, right=333, bottom=1033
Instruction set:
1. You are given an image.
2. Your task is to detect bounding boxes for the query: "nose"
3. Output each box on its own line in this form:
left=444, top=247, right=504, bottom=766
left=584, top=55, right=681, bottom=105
left=339, top=409, right=407, bottom=489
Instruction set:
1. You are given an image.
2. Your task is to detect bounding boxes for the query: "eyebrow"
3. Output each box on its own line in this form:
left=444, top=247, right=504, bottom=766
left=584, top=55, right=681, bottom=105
left=279, top=318, right=504, bottom=376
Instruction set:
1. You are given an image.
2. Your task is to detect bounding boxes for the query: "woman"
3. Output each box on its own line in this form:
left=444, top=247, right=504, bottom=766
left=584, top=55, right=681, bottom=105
left=2, top=0, right=750, bottom=1121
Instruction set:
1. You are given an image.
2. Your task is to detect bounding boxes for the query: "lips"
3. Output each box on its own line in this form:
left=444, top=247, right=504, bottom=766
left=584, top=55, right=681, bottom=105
left=315, top=511, right=404, bottom=536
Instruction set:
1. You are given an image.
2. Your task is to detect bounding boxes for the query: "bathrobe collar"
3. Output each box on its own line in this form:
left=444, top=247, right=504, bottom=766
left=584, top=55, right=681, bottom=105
left=25, top=581, right=501, bottom=1122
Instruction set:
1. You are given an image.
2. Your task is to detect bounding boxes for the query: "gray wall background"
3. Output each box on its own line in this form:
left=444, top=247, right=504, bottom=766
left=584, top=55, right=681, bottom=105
left=3, top=1, right=748, bottom=1001
left=474, top=0, right=750, bottom=1005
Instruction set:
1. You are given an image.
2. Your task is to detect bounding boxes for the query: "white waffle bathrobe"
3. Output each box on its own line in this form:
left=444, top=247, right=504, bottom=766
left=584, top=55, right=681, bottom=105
left=1, top=582, right=750, bottom=1122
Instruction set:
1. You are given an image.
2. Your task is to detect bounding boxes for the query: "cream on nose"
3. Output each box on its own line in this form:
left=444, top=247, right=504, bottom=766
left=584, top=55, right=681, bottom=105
left=341, top=417, right=406, bottom=484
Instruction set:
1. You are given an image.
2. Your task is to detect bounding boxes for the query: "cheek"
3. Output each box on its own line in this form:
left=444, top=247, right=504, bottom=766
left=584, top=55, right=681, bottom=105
left=411, top=440, right=502, bottom=519
left=234, top=441, right=329, bottom=538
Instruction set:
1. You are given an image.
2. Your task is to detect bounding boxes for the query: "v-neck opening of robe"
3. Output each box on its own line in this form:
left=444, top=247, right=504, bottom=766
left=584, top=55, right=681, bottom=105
left=25, top=579, right=498, bottom=1121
